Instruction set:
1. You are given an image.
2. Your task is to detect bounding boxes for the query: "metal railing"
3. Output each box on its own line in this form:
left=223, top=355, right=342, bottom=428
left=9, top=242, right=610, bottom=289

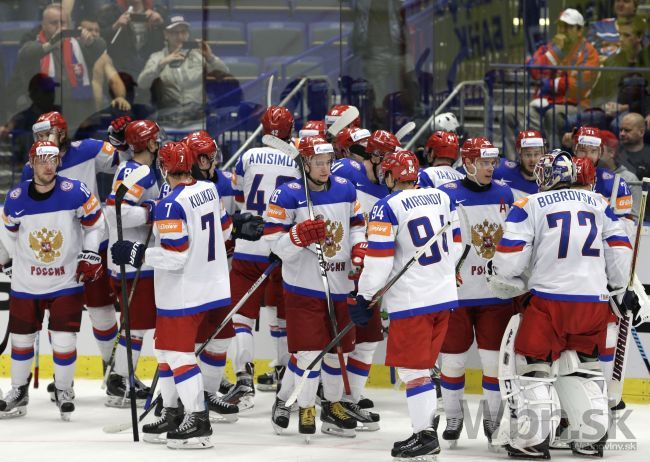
left=405, top=79, right=490, bottom=151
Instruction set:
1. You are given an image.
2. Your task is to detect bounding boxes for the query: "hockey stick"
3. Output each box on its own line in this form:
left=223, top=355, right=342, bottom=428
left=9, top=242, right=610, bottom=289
left=610, top=177, right=649, bottom=404
left=101, top=225, right=154, bottom=390
left=102, top=260, right=281, bottom=434
left=114, top=164, right=150, bottom=442
left=454, top=204, right=472, bottom=274
left=0, top=324, right=8, bottom=355
left=286, top=221, right=451, bottom=407
left=263, top=134, right=351, bottom=395
left=33, top=329, right=39, bottom=389
left=267, top=74, right=274, bottom=107
left=395, top=122, right=416, bottom=142
left=631, top=327, right=650, bottom=375
left=327, top=107, right=360, bottom=137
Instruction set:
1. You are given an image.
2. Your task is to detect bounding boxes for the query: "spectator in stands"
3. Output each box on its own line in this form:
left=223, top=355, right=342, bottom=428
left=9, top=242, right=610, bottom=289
left=600, top=129, right=642, bottom=217
left=504, top=8, right=599, bottom=154
left=6, top=3, right=106, bottom=128
left=618, top=112, right=650, bottom=182
left=98, top=0, right=166, bottom=89
left=588, top=0, right=640, bottom=61
left=138, top=15, right=229, bottom=125
left=0, top=74, right=61, bottom=163
left=590, top=16, right=650, bottom=130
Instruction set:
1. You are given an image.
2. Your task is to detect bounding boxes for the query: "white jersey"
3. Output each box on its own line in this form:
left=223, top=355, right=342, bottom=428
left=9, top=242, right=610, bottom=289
left=263, top=176, right=366, bottom=300
left=233, top=147, right=300, bottom=262
left=493, top=189, right=632, bottom=302
left=418, top=165, right=465, bottom=189
left=438, top=179, right=515, bottom=307
left=145, top=180, right=232, bottom=316
left=105, top=160, right=160, bottom=279
left=2, top=177, right=104, bottom=298
left=357, top=188, right=460, bottom=319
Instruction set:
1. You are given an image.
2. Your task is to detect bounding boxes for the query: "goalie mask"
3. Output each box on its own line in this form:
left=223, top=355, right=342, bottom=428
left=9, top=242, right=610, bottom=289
left=534, top=150, right=577, bottom=191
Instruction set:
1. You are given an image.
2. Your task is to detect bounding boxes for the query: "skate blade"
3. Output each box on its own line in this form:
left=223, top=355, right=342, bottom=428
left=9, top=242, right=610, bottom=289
left=256, top=384, right=277, bottom=392
left=393, top=455, right=438, bottom=462
left=488, top=443, right=502, bottom=453
left=60, top=411, right=72, bottom=422
left=142, top=433, right=167, bottom=444
left=355, top=421, right=380, bottom=432
left=208, top=410, right=238, bottom=424
left=446, top=439, right=458, bottom=449
left=303, top=434, right=312, bottom=444
left=0, top=407, right=27, bottom=419
left=272, top=421, right=289, bottom=435
left=167, top=436, right=213, bottom=449
left=320, top=423, right=356, bottom=438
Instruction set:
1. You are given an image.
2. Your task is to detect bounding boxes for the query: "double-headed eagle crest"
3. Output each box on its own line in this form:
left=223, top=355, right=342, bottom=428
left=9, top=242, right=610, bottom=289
left=471, top=219, right=503, bottom=260
left=29, top=227, right=64, bottom=264
left=323, top=219, right=344, bottom=258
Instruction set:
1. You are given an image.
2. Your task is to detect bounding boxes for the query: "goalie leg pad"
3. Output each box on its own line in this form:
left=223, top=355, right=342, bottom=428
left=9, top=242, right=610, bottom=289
left=496, top=314, right=560, bottom=450
left=554, top=350, right=608, bottom=447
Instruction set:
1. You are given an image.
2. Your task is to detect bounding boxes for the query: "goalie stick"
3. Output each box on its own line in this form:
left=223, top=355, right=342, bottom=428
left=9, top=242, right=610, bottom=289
left=395, top=121, right=416, bottom=142
left=286, top=221, right=451, bottom=407
left=327, top=107, right=360, bottom=138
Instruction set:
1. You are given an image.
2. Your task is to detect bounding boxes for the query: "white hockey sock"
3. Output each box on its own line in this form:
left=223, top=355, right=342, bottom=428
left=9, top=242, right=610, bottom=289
left=50, top=331, right=77, bottom=390
left=273, top=314, right=290, bottom=367
left=399, top=368, right=437, bottom=433
left=440, top=351, right=468, bottom=419
left=113, top=330, right=145, bottom=381
left=478, top=348, right=501, bottom=422
left=10, top=333, right=36, bottom=388
left=87, top=305, right=118, bottom=363
left=167, top=351, right=205, bottom=413
left=197, top=338, right=230, bottom=393
left=322, top=353, right=346, bottom=402
left=346, top=341, right=377, bottom=403
left=154, top=350, right=179, bottom=408
left=277, top=360, right=296, bottom=402
left=289, top=352, right=321, bottom=408
left=233, top=314, right=255, bottom=374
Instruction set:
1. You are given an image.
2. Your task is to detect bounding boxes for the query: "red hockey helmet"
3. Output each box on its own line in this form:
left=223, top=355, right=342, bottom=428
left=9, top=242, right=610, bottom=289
left=158, top=141, right=193, bottom=174
left=572, top=126, right=602, bottom=148
left=460, top=137, right=499, bottom=161
left=600, top=130, right=619, bottom=150
left=381, top=150, right=419, bottom=182
left=573, top=157, right=597, bottom=187
left=299, top=120, right=326, bottom=138
left=125, top=120, right=160, bottom=152
left=335, top=127, right=371, bottom=151
left=325, top=104, right=360, bottom=129
left=29, top=140, right=60, bottom=163
left=425, top=131, right=459, bottom=161
left=261, top=106, right=294, bottom=139
left=184, top=130, right=220, bottom=163
left=366, top=130, right=401, bottom=158
left=298, top=135, right=334, bottom=158
left=33, top=111, right=68, bottom=141
left=515, top=129, right=545, bottom=151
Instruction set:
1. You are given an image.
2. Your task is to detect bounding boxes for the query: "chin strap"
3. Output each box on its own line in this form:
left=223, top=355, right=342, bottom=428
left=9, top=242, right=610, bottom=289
left=465, top=162, right=488, bottom=187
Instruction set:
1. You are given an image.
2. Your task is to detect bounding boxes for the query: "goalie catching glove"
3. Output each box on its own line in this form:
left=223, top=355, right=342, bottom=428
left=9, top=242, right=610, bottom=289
left=111, top=240, right=146, bottom=269
left=486, top=259, right=527, bottom=299
left=76, top=250, right=103, bottom=283
left=231, top=212, right=264, bottom=241
left=610, top=277, right=650, bottom=327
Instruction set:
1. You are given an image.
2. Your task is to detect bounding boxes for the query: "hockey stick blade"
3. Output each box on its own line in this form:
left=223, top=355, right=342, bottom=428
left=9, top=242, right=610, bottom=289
left=395, top=122, right=416, bottom=141
left=263, top=135, right=299, bottom=160
left=115, top=164, right=150, bottom=203
left=102, top=421, right=133, bottom=434
left=266, top=74, right=274, bottom=107
left=327, top=107, right=359, bottom=137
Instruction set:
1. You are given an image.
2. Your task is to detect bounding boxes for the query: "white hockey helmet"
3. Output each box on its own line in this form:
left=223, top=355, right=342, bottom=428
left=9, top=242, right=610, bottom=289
left=432, top=112, right=460, bottom=133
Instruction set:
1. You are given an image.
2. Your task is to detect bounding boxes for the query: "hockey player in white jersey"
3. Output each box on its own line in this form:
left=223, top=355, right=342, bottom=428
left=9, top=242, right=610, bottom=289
left=418, top=131, right=465, bottom=188
left=104, top=119, right=161, bottom=407
left=487, top=150, right=633, bottom=458
left=0, top=141, right=105, bottom=420
left=111, top=141, right=233, bottom=449
left=264, top=135, right=366, bottom=440
left=26, top=112, right=129, bottom=394
left=436, top=137, right=515, bottom=447
left=350, top=150, right=459, bottom=460
left=224, top=106, right=301, bottom=409
left=493, top=130, right=544, bottom=199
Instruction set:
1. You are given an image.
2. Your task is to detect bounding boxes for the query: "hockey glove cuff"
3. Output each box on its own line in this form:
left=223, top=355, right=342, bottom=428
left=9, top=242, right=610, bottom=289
left=347, top=292, right=373, bottom=326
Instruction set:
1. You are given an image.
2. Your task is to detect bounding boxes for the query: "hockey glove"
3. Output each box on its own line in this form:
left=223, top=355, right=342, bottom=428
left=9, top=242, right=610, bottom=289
left=231, top=212, right=264, bottom=241
left=486, top=259, right=526, bottom=298
left=269, top=252, right=282, bottom=263
left=349, top=242, right=368, bottom=280
left=76, top=250, right=103, bottom=283
left=289, top=218, right=326, bottom=247
left=347, top=292, right=373, bottom=326
left=111, top=240, right=146, bottom=268
left=108, top=115, right=132, bottom=151
left=1, top=260, right=12, bottom=279
left=141, top=199, right=157, bottom=224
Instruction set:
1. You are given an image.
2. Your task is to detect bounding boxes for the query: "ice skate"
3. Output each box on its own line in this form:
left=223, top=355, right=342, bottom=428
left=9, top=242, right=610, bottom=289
left=484, top=418, right=501, bottom=452
left=0, top=379, right=30, bottom=419
left=105, top=373, right=148, bottom=408
left=442, top=417, right=463, bottom=448
left=166, top=410, right=213, bottom=449
left=299, top=406, right=316, bottom=443
left=357, top=394, right=374, bottom=409
left=505, top=436, right=551, bottom=459
left=47, top=380, right=74, bottom=402
left=205, top=391, right=238, bottom=423
left=219, top=377, right=234, bottom=395
left=391, top=429, right=440, bottom=461
left=570, top=434, right=607, bottom=458
left=340, top=400, right=380, bottom=431
left=54, top=387, right=75, bottom=421
left=320, top=401, right=357, bottom=438
left=271, top=396, right=291, bottom=434
left=222, top=362, right=255, bottom=411
left=143, top=406, right=184, bottom=444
